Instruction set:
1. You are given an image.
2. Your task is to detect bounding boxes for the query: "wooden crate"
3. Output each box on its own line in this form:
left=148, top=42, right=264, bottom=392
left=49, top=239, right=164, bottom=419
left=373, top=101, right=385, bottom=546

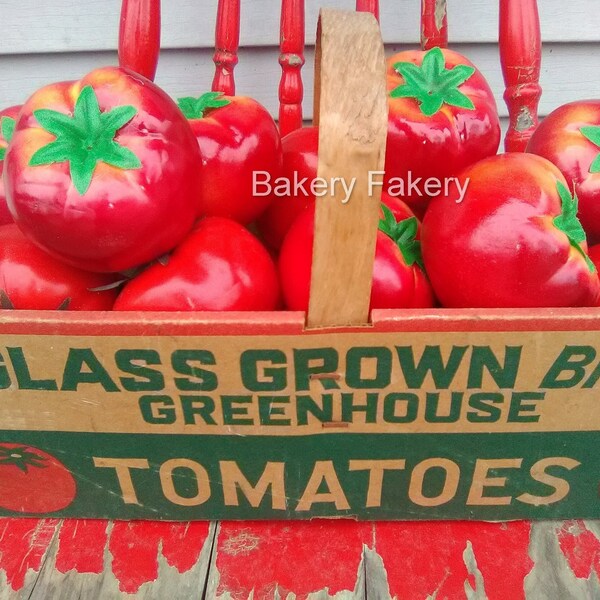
left=1, top=0, right=598, bottom=522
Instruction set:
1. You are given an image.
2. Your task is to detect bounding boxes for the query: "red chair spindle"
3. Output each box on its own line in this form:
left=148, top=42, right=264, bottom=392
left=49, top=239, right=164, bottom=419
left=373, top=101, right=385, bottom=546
left=356, top=0, right=379, bottom=22
left=212, top=0, right=241, bottom=95
left=500, top=0, right=542, bottom=153
left=278, top=0, right=305, bottom=136
left=118, top=0, right=161, bottom=81
left=421, top=0, right=448, bottom=50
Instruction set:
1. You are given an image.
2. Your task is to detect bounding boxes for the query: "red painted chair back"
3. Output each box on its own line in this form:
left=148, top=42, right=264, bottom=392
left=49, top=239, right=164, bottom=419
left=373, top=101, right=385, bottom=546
left=119, top=0, right=542, bottom=151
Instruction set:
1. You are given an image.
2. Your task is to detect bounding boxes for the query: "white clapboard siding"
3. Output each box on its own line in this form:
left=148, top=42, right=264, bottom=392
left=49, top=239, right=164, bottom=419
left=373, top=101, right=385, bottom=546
left=0, top=0, right=597, bottom=54
left=0, top=0, right=598, bottom=122
left=1, top=43, right=597, bottom=122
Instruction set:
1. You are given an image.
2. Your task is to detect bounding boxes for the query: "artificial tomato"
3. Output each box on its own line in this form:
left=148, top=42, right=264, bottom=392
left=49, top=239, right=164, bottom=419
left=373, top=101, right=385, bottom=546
left=257, top=125, right=418, bottom=250
left=589, top=245, right=600, bottom=306
left=422, top=153, right=600, bottom=308
left=5, top=67, right=202, bottom=273
left=257, top=126, right=319, bottom=249
left=177, top=92, right=282, bottom=225
left=527, top=100, right=600, bottom=245
left=278, top=205, right=434, bottom=311
left=114, top=217, right=280, bottom=311
left=0, top=106, right=20, bottom=226
left=0, top=443, right=76, bottom=513
left=0, top=224, right=119, bottom=310
left=385, top=47, right=500, bottom=216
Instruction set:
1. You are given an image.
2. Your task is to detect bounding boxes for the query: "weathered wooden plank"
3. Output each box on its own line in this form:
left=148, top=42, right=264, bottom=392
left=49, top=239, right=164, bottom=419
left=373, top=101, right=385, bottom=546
left=0, top=519, right=61, bottom=599
left=368, top=521, right=533, bottom=600
left=0, top=0, right=596, bottom=56
left=206, top=521, right=372, bottom=599
left=28, top=520, right=215, bottom=598
left=0, top=519, right=215, bottom=599
left=1, top=42, right=598, bottom=123
left=525, top=520, right=600, bottom=599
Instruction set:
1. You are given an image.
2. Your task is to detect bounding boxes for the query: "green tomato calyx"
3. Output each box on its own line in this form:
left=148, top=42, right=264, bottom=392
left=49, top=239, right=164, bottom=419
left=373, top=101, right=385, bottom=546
left=177, top=91, right=231, bottom=120
left=390, top=47, right=476, bottom=117
left=553, top=181, right=596, bottom=273
left=29, top=85, right=141, bottom=195
left=378, top=205, right=424, bottom=270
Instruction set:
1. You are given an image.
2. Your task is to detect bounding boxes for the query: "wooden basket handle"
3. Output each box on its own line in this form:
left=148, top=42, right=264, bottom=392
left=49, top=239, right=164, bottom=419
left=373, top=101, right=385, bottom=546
left=307, top=9, right=388, bottom=329
left=118, top=0, right=161, bottom=81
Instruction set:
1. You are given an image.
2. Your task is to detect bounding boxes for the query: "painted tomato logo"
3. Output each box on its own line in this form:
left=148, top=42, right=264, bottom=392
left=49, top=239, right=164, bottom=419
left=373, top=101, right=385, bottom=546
left=0, top=443, right=76, bottom=513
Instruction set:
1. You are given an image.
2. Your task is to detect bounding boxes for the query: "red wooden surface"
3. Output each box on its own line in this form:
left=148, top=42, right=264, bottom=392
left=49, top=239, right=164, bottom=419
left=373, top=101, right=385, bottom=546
left=213, top=521, right=372, bottom=598
left=355, top=0, right=379, bottom=21
left=118, top=0, right=161, bottom=81
left=278, top=0, right=305, bottom=136
left=499, top=0, right=542, bottom=152
left=1, top=518, right=599, bottom=597
left=212, top=0, right=241, bottom=95
left=421, top=0, right=448, bottom=49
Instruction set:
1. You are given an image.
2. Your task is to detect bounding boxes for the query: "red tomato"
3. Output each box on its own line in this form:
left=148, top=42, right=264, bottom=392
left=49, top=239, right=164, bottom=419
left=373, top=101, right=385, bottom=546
left=257, top=125, right=419, bottom=250
left=422, top=153, right=600, bottom=308
left=178, top=92, right=282, bottom=225
left=278, top=205, right=434, bottom=311
left=257, top=126, right=319, bottom=249
left=0, top=106, right=20, bottom=226
left=527, top=100, right=600, bottom=244
left=589, top=245, right=600, bottom=306
left=5, top=67, right=202, bottom=273
left=114, top=217, right=280, bottom=311
left=385, top=47, right=500, bottom=215
left=0, top=224, right=119, bottom=310
left=0, top=443, right=76, bottom=513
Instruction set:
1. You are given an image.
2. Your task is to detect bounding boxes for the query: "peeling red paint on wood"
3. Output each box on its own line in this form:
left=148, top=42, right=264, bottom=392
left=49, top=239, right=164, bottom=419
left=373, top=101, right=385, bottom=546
left=374, top=521, right=532, bottom=600
left=55, top=519, right=108, bottom=574
left=160, top=521, right=212, bottom=574
left=108, top=520, right=211, bottom=594
left=0, top=518, right=59, bottom=591
left=215, top=520, right=372, bottom=598
left=557, top=520, right=600, bottom=580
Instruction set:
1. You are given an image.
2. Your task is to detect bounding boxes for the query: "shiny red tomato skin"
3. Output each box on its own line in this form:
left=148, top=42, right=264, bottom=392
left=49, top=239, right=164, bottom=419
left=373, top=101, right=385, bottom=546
left=0, top=224, right=119, bottom=310
left=0, top=443, right=76, bottom=513
left=0, top=106, right=20, bottom=226
left=114, top=217, right=280, bottom=311
left=422, top=153, right=600, bottom=308
left=589, top=245, right=600, bottom=306
left=5, top=67, right=201, bottom=273
left=527, top=100, right=600, bottom=244
left=385, top=48, right=500, bottom=215
left=257, top=126, right=318, bottom=249
left=188, top=96, right=282, bottom=225
left=257, top=125, right=419, bottom=250
left=278, top=207, right=434, bottom=311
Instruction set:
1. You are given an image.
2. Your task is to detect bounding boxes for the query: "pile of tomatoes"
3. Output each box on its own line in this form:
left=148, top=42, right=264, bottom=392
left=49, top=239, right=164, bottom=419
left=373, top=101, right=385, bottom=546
left=1, top=46, right=599, bottom=314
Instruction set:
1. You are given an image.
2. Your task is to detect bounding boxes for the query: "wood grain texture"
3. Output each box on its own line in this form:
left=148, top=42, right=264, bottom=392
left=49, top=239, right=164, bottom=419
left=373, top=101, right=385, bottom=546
left=308, top=9, right=387, bottom=328
left=0, top=520, right=215, bottom=599
left=206, top=521, right=372, bottom=599
left=1, top=518, right=600, bottom=598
